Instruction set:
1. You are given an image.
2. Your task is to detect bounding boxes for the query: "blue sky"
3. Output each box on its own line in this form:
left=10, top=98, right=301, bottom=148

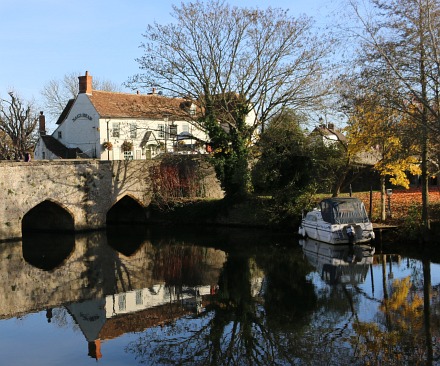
left=0, top=0, right=336, bottom=110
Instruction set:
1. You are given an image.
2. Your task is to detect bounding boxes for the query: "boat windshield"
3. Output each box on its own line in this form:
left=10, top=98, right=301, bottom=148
left=320, top=198, right=370, bottom=224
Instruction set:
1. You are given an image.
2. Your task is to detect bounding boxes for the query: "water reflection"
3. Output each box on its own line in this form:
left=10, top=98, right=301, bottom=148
left=22, top=231, right=75, bottom=270
left=106, top=224, right=148, bottom=256
left=301, top=238, right=375, bottom=284
left=0, top=229, right=439, bottom=365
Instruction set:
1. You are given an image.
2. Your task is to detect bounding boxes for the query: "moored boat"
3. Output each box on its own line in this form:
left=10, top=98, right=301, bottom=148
left=298, top=197, right=375, bottom=244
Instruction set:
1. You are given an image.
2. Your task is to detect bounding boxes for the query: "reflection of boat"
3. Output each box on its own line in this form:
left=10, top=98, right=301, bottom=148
left=298, top=197, right=375, bottom=244
left=300, top=238, right=375, bottom=284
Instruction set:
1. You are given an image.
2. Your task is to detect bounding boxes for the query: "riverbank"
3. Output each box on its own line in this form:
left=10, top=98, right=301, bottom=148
left=147, top=188, right=440, bottom=243
left=147, top=196, right=277, bottom=229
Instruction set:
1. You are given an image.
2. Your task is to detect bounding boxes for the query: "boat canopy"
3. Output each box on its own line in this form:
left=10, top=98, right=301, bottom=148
left=319, top=198, right=370, bottom=224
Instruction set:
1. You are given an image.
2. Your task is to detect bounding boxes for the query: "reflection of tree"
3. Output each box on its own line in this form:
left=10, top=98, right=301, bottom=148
left=153, top=242, right=206, bottom=286
left=423, top=257, right=433, bottom=365
left=126, top=245, right=318, bottom=365
left=258, top=247, right=316, bottom=329
left=351, top=277, right=425, bottom=365
left=263, top=252, right=363, bottom=365
left=49, top=308, right=80, bottom=333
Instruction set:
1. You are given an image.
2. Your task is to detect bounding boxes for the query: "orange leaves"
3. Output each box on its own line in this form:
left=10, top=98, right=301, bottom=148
left=355, top=187, right=440, bottom=222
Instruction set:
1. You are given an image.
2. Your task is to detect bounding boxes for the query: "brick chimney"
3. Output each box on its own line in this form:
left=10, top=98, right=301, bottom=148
left=88, top=340, right=102, bottom=360
left=39, top=111, right=46, bottom=136
left=78, top=71, right=92, bottom=94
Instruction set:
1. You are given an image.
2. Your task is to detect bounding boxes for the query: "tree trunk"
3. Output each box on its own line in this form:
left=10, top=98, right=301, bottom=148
left=380, top=176, right=386, bottom=221
left=419, top=7, right=431, bottom=240
left=421, top=139, right=430, bottom=236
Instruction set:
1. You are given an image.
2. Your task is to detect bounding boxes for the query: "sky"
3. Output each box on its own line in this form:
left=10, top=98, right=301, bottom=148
left=0, top=0, right=337, bottom=126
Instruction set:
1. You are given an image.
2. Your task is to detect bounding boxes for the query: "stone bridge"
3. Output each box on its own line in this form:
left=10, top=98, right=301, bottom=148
left=0, top=159, right=222, bottom=242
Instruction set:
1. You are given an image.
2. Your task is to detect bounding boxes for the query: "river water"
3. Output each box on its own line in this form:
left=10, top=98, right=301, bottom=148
left=0, top=226, right=439, bottom=366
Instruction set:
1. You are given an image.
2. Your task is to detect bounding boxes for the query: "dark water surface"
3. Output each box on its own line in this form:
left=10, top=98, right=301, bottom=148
left=1, top=226, right=440, bottom=365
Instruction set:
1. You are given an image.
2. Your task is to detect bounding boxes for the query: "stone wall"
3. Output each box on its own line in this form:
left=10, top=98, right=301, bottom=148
left=0, top=158, right=222, bottom=241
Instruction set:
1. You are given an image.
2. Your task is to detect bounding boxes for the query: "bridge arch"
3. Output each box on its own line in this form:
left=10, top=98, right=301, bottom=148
left=22, top=200, right=75, bottom=233
left=106, top=195, right=147, bottom=225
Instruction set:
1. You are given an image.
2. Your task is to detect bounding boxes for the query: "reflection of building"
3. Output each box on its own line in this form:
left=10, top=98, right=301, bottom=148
left=301, top=238, right=375, bottom=285
left=105, top=285, right=210, bottom=317
left=66, top=285, right=213, bottom=360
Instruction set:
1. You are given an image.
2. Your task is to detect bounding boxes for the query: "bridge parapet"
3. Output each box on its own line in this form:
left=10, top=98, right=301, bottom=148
left=0, top=159, right=221, bottom=241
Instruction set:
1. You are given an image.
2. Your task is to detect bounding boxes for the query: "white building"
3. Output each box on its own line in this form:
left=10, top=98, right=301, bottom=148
left=34, top=71, right=210, bottom=160
left=311, top=123, right=346, bottom=147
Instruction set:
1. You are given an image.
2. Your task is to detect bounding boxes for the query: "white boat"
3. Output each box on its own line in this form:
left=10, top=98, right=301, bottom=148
left=298, top=197, right=375, bottom=244
left=300, top=238, right=375, bottom=284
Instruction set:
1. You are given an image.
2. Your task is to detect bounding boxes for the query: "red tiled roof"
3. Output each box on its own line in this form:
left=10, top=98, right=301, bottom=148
left=88, top=90, right=192, bottom=120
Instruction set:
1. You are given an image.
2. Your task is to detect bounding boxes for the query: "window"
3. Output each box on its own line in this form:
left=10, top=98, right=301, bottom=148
left=42, top=152, right=46, bottom=159
left=112, top=123, right=120, bottom=138
left=124, top=151, right=133, bottom=160
left=118, top=294, right=126, bottom=311
left=182, top=124, right=189, bottom=133
left=136, top=290, right=143, bottom=305
left=190, top=104, right=196, bottom=116
left=158, top=124, right=165, bottom=138
left=130, top=123, right=137, bottom=138
left=58, top=131, right=62, bottom=139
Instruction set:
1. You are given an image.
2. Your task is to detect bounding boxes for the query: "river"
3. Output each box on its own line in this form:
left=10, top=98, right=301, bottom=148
left=0, top=225, right=439, bottom=365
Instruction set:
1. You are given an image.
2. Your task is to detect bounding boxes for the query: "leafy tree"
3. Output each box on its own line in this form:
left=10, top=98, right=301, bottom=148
left=252, top=110, right=315, bottom=223
left=309, top=123, right=353, bottom=197
left=343, top=93, right=421, bottom=220
left=344, top=0, right=440, bottom=236
left=0, top=91, right=38, bottom=159
left=128, top=0, right=331, bottom=199
left=252, top=110, right=350, bottom=224
left=41, top=71, right=122, bottom=122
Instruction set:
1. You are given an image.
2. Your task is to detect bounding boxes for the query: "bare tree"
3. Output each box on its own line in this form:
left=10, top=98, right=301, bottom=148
left=128, top=0, right=333, bottom=198
left=41, top=71, right=122, bottom=121
left=0, top=91, right=39, bottom=159
left=342, top=0, right=440, bottom=238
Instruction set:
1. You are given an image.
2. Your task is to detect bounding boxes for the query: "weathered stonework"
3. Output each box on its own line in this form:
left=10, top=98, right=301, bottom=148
left=0, top=159, right=222, bottom=241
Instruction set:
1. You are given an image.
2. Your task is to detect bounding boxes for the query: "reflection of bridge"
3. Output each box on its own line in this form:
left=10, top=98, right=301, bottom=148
left=0, top=159, right=221, bottom=241
left=0, top=232, right=227, bottom=360
left=0, top=232, right=227, bottom=318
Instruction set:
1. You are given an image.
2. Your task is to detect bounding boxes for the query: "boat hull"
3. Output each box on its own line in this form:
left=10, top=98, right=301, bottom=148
left=298, top=221, right=375, bottom=244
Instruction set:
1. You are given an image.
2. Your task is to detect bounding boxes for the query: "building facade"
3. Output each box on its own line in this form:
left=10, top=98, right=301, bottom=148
left=34, top=72, right=211, bottom=160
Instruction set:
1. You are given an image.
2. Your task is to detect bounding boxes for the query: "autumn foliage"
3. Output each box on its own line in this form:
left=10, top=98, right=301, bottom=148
left=353, top=187, right=440, bottom=224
